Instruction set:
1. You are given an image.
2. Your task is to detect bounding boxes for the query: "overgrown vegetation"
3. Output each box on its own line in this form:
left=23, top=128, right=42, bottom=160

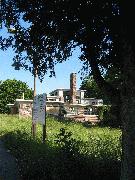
left=0, top=114, right=121, bottom=179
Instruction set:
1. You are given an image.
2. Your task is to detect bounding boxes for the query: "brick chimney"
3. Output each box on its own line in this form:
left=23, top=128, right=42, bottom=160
left=70, top=73, right=77, bottom=104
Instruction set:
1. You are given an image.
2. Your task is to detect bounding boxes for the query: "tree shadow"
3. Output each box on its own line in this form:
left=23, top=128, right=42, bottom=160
left=0, top=130, right=120, bottom=180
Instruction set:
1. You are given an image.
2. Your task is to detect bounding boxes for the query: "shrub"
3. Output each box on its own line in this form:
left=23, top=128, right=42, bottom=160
left=98, top=105, right=121, bottom=128
left=55, top=128, right=81, bottom=156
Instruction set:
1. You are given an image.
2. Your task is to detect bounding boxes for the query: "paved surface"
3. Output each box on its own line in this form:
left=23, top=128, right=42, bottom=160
left=0, top=140, right=20, bottom=180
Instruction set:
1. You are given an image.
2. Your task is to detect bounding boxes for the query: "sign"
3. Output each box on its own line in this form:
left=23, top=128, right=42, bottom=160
left=33, top=93, right=46, bottom=125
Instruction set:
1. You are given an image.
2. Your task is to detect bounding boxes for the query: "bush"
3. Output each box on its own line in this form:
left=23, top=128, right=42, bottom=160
left=55, top=128, right=81, bottom=156
left=58, top=106, right=67, bottom=117
left=98, top=105, right=121, bottom=128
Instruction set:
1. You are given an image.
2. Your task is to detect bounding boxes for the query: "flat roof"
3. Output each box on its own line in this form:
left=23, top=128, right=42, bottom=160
left=15, top=99, right=33, bottom=103
left=50, top=89, right=86, bottom=94
left=50, top=89, right=70, bottom=93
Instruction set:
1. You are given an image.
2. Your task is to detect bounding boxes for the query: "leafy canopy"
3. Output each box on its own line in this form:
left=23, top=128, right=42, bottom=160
left=0, top=1, right=120, bottom=81
left=0, top=79, right=33, bottom=113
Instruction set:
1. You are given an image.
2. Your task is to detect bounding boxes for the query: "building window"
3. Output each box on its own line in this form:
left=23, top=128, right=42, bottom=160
left=48, top=99, right=56, bottom=101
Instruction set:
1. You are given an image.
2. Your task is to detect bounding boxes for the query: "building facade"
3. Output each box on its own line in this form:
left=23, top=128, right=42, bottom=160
left=8, top=73, right=103, bottom=122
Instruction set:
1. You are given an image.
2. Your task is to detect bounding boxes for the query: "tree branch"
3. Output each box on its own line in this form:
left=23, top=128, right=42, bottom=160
left=86, top=47, right=120, bottom=104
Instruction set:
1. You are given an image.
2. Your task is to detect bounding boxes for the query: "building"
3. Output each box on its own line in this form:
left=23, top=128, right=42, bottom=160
left=8, top=73, right=103, bottom=123
left=48, top=73, right=103, bottom=107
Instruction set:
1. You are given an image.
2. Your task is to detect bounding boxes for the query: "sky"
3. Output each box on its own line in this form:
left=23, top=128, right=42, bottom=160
left=0, top=40, right=84, bottom=95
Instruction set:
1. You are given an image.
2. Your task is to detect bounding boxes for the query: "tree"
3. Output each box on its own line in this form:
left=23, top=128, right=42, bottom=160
left=80, top=72, right=122, bottom=128
left=0, top=79, right=33, bottom=113
left=80, top=76, right=109, bottom=103
left=1, top=1, right=135, bottom=179
left=80, top=66, right=121, bottom=104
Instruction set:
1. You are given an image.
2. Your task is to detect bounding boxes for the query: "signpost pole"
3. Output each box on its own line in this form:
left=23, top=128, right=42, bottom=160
left=32, top=70, right=37, bottom=138
left=43, top=97, right=46, bottom=143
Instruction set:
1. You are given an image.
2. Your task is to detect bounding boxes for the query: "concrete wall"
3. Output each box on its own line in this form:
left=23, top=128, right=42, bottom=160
left=18, top=101, right=33, bottom=118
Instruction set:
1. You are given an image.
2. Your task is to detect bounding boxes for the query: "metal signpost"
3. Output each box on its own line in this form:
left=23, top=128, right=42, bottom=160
left=32, top=93, right=47, bottom=142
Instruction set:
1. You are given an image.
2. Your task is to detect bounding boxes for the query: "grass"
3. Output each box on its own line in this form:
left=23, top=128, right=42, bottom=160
left=0, top=114, right=122, bottom=180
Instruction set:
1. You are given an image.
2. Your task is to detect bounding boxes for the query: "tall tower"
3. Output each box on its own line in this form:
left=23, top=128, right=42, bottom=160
left=70, top=73, right=77, bottom=104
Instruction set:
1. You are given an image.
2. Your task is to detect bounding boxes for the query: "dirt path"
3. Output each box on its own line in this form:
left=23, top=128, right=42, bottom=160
left=0, top=140, right=20, bottom=180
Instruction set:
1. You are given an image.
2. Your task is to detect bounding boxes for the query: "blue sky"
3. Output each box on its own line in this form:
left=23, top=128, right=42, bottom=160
left=0, top=38, right=84, bottom=95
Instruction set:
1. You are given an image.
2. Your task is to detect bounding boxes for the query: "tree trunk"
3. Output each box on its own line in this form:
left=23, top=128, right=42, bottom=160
left=121, top=96, right=135, bottom=180
left=120, top=38, right=135, bottom=179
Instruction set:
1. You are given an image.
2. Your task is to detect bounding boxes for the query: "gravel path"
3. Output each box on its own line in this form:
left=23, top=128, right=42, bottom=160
left=0, top=140, right=20, bottom=180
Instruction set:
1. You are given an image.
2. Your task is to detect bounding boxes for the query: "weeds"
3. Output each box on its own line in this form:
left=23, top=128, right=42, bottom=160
left=0, top=114, right=121, bottom=179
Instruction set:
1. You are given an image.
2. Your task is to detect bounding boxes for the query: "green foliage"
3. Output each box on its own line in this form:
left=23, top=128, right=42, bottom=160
left=58, top=106, right=67, bottom=117
left=0, top=114, right=121, bottom=179
left=97, top=105, right=121, bottom=128
left=105, top=67, right=122, bottom=91
left=0, top=79, right=33, bottom=113
left=80, top=72, right=122, bottom=128
left=80, top=70, right=121, bottom=104
left=97, top=105, right=111, bottom=120
left=1, top=0, right=121, bottom=82
left=55, top=128, right=81, bottom=157
left=88, top=127, right=121, bottom=160
left=80, top=76, right=103, bottom=99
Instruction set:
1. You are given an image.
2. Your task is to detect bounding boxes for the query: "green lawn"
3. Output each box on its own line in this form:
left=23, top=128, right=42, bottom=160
left=0, top=114, right=122, bottom=180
